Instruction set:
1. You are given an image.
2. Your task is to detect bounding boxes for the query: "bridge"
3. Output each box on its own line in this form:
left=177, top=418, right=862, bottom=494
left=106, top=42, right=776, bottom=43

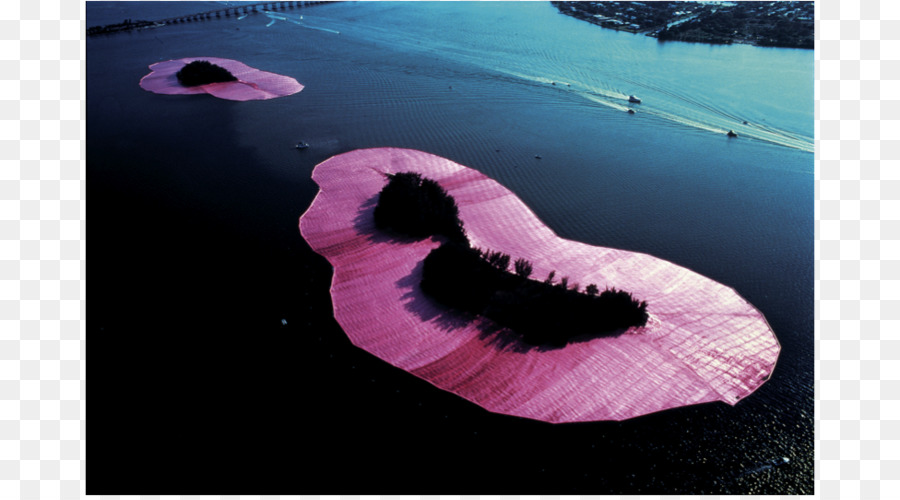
left=87, top=1, right=333, bottom=36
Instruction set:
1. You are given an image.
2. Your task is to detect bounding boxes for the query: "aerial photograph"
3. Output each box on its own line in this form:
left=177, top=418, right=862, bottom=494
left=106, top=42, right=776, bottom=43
left=88, top=1, right=813, bottom=495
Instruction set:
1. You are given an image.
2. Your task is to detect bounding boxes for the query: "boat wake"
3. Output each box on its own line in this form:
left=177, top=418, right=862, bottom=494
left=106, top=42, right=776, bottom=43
left=579, top=92, right=632, bottom=112
left=616, top=75, right=814, bottom=152
left=427, top=59, right=813, bottom=153
left=263, top=10, right=340, bottom=34
left=497, top=70, right=812, bottom=152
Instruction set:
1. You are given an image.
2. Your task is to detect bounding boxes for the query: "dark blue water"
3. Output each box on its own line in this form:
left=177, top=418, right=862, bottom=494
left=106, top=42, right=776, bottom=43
left=88, top=1, right=813, bottom=494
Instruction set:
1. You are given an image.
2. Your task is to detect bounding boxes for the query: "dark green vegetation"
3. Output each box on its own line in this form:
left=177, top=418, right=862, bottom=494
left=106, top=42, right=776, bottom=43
left=176, top=60, right=238, bottom=87
left=554, top=1, right=813, bottom=50
left=422, top=242, right=649, bottom=347
left=373, top=172, right=467, bottom=243
left=374, top=172, right=648, bottom=348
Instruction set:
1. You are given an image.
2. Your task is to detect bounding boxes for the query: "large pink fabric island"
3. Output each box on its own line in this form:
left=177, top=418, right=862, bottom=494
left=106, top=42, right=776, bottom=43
left=139, top=57, right=303, bottom=101
left=300, top=148, right=780, bottom=423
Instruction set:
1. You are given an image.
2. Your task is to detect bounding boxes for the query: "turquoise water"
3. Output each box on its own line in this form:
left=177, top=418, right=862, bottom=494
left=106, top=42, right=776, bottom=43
left=88, top=1, right=813, bottom=494
left=310, top=1, right=813, bottom=152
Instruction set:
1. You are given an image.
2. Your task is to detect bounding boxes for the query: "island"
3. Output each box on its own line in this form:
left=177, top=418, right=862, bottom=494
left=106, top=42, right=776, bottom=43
left=299, top=148, right=780, bottom=422
left=139, top=57, right=304, bottom=101
left=374, top=171, right=648, bottom=348
left=175, top=60, right=238, bottom=86
left=554, top=1, right=814, bottom=49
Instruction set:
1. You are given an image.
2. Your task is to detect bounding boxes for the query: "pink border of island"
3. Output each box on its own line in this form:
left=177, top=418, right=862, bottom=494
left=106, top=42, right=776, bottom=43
left=139, top=57, right=304, bottom=101
left=299, top=148, right=780, bottom=423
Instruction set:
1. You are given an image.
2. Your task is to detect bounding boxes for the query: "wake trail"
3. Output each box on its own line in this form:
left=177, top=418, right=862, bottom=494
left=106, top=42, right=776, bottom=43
left=616, top=74, right=813, bottom=149
left=265, top=10, right=340, bottom=34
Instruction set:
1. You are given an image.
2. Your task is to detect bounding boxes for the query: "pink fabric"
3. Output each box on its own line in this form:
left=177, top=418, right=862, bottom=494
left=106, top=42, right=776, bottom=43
left=300, top=148, right=780, bottom=423
left=139, top=57, right=303, bottom=101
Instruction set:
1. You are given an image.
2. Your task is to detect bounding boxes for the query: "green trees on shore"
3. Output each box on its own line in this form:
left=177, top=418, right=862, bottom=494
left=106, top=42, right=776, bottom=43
left=373, top=171, right=649, bottom=348
left=421, top=242, right=648, bottom=347
left=373, top=172, right=467, bottom=243
left=514, top=257, right=533, bottom=279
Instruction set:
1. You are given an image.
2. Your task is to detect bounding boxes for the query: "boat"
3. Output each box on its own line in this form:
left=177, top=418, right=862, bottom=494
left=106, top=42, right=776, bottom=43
left=295, top=141, right=309, bottom=149
left=627, top=109, right=636, bottom=114
left=726, top=130, right=738, bottom=138
left=628, top=95, right=642, bottom=103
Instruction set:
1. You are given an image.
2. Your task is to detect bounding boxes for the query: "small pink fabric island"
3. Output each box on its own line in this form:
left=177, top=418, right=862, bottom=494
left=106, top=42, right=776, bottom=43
left=300, top=148, right=780, bottom=423
left=139, top=57, right=303, bottom=101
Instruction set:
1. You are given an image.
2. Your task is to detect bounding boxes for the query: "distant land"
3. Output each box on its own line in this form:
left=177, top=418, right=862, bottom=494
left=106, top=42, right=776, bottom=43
left=553, top=1, right=814, bottom=49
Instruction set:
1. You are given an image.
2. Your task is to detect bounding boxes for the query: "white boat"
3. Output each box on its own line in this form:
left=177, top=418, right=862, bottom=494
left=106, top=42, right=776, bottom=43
left=628, top=95, right=642, bottom=103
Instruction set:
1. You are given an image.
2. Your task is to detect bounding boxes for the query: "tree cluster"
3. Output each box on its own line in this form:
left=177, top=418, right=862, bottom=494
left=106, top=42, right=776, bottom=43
left=373, top=172, right=649, bottom=348
left=421, top=242, right=648, bottom=348
left=373, top=172, right=467, bottom=243
left=176, top=60, right=238, bottom=87
left=756, top=19, right=814, bottom=49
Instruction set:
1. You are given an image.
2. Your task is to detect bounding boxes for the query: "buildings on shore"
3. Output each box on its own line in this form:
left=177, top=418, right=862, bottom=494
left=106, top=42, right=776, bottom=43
left=553, top=1, right=814, bottom=49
